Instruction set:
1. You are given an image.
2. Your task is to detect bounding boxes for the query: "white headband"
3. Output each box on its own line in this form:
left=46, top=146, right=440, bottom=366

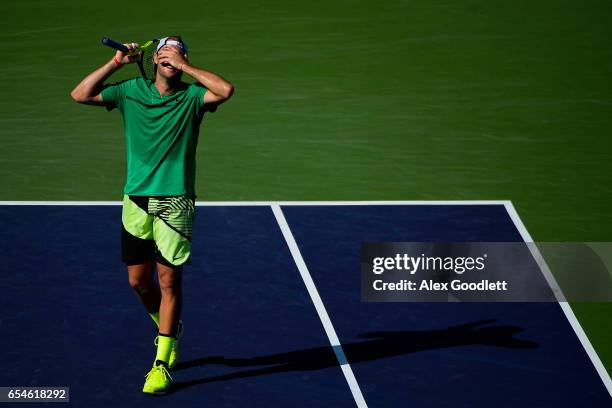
left=156, top=37, right=188, bottom=56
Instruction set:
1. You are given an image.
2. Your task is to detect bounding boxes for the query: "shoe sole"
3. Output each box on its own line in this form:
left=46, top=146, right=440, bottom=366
left=143, top=389, right=170, bottom=396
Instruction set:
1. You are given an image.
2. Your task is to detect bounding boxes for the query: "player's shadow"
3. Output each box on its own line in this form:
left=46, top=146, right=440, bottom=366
left=171, top=319, right=537, bottom=392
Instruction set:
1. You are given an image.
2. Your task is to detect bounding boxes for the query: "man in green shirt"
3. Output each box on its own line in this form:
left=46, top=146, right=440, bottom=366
left=71, top=36, right=234, bottom=394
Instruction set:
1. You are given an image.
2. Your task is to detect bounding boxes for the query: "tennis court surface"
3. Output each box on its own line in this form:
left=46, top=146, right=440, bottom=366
left=0, top=201, right=610, bottom=407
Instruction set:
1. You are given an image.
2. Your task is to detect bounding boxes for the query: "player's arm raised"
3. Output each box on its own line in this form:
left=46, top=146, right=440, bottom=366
left=70, top=43, right=139, bottom=105
left=157, top=47, right=234, bottom=105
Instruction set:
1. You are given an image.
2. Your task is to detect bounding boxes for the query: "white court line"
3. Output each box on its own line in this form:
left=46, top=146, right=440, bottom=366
left=0, top=200, right=509, bottom=207
left=504, top=202, right=612, bottom=396
left=271, top=204, right=368, bottom=408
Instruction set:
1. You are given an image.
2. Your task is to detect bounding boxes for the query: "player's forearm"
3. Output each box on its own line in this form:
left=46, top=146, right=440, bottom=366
left=181, top=64, right=234, bottom=100
left=70, top=59, right=120, bottom=102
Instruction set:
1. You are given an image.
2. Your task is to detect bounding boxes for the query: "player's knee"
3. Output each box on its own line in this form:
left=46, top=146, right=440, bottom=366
left=158, top=268, right=181, bottom=293
left=128, top=275, right=150, bottom=291
left=159, top=279, right=180, bottom=294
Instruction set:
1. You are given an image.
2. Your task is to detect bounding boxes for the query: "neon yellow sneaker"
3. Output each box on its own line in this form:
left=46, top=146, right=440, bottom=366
left=154, top=321, right=183, bottom=370
left=143, top=363, right=173, bottom=395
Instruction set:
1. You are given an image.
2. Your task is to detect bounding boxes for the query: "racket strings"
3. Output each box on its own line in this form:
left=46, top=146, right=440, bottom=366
left=138, top=39, right=159, bottom=81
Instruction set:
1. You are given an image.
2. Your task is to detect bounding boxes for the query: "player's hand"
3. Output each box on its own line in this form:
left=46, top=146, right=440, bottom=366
left=157, top=47, right=189, bottom=70
left=114, top=43, right=139, bottom=65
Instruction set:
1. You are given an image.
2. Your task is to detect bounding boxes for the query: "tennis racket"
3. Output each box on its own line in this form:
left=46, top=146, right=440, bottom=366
left=101, top=37, right=159, bottom=80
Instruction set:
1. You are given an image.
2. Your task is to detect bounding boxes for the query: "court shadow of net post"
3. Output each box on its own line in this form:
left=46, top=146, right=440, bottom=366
left=171, top=319, right=537, bottom=392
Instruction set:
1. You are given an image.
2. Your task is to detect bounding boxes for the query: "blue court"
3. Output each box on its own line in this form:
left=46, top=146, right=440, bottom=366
left=0, top=202, right=610, bottom=407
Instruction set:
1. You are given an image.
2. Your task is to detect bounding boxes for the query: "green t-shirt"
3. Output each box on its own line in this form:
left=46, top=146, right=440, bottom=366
left=101, top=77, right=207, bottom=196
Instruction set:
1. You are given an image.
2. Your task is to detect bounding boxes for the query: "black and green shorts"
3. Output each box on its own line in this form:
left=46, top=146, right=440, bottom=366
left=121, top=195, right=195, bottom=267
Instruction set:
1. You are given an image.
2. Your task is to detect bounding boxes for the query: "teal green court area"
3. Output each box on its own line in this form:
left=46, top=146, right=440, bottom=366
left=1, top=0, right=611, bottom=385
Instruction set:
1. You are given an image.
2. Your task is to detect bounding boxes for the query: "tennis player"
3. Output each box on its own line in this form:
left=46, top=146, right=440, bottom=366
left=70, top=36, right=233, bottom=394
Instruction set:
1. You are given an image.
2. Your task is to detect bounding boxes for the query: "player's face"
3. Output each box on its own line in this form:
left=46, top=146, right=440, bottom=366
left=155, top=45, right=184, bottom=79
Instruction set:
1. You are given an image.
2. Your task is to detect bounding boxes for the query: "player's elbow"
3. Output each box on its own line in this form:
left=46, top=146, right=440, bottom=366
left=221, top=83, right=234, bottom=101
left=70, top=88, right=85, bottom=103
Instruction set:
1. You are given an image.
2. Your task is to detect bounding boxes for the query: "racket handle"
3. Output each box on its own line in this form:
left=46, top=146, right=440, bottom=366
left=101, top=37, right=129, bottom=52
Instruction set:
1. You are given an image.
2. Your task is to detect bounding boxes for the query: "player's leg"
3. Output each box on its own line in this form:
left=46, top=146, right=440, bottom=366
left=157, top=262, right=183, bottom=336
left=142, top=262, right=182, bottom=395
left=143, top=197, right=194, bottom=394
left=150, top=207, right=192, bottom=368
left=121, top=195, right=159, bottom=325
left=127, top=261, right=161, bottom=323
left=150, top=195, right=194, bottom=340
